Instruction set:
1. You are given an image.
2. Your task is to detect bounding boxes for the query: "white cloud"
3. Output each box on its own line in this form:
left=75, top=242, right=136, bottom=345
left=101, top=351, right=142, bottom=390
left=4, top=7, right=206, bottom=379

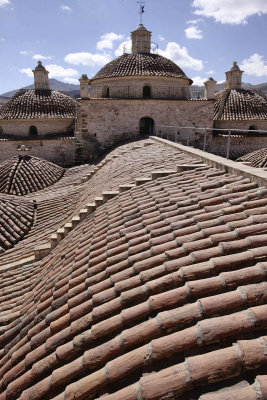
left=185, top=25, right=203, bottom=39
left=20, top=50, right=32, bottom=55
left=192, top=0, right=267, bottom=24
left=19, top=68, right=33, bottom=78
left=240, top=53, right=267, bottom=77
left=185, top=19, right=203, bottom=39
left=0, top=37, right=6, bottom=42
left=61, top=4, right=72, bottom=12
left=114, top=40, right=131, bottom=57
left=33, top=54, right=52, bottom=61
left=65, top=51, right=112, bottom=67
left=96, top=32, right=124, bottom=51
left=206, top=69, right=215, bottom=74
left=63, top=77, right=79, bottom=84
left=158, top=34, right=165, bottom=42
left=159, top=42, right=203, bottom=71
left=44, top=64, right=78, bottom=78
left=192, top=76, right=207, bottom=86
left=20, top=64, right=79, bottom=80
left=0, top=0, right=11, bottom=8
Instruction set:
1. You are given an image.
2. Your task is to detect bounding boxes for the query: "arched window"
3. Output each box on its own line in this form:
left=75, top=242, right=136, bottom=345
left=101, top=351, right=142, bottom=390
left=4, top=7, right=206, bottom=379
left=0, top=126, right=3, bottom=135
left=139, top=117, right=154, bottom=135
left=249, top=125, right=257, bottom=131
left=106, top=88, right=110, bottom=98
left=143, top=86, right=151, bottom=98
left=29, top=126, right=38, bottom=137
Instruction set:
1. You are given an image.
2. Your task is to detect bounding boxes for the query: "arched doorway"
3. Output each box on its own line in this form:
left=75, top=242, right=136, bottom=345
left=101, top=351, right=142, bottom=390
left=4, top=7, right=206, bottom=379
left=143, top=86, right=151, bottom=98
left=29, top=126, right=38, bottom=136
left=139, top=117, right=154, bottom=136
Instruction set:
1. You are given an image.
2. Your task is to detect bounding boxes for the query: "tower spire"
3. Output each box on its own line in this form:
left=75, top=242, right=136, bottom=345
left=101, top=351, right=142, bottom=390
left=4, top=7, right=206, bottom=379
left=137, top=0, right=145, bottom=24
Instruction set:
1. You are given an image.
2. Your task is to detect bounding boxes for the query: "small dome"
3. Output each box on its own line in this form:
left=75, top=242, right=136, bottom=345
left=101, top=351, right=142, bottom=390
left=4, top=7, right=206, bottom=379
left=92, top=52, right=192, bottom=83
left=0, top=155, right=65, bottom=195
left=134, top=23, right=148, bottom=31
left=230, top=61, right=241, bottom=71
left=0, top=89, right=76, bottom=120
left=0, top=194, right=34, bottom=252
left=214, top=88, right=267, bottom=120
left=34, top=60, right=47, bottom=71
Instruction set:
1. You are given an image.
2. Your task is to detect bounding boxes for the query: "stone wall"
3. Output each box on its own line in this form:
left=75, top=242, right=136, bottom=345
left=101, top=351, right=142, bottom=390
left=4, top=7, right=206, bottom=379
left=0, top=137, right=76, bottom=166
left=90, top=76, right=190, bottom=100
left=0, top=118, right=74, bottom=136
left=79, top=98, right=215, bottom=149
left=214, top=120, right=267, bottom=131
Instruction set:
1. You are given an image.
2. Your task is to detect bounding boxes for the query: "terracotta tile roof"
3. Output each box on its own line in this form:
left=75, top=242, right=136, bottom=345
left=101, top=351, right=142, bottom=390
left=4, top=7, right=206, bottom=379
left=0, top=156, right=65, bottom=195
left=214, top=88, right=267, bottom=120
left=0, top=139, right=266, bottom=399
left=0, top=89, right=76, bottom=120
left=237, top=148, right=267, bottom=168
left=92, top=53, right=192, bottom=83
left=0, top=194, right=34, bottom=253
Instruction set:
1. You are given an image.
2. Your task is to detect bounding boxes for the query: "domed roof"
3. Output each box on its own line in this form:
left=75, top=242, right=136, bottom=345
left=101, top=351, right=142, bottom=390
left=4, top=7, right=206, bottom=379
left=0, top=194, right=34, bottom=252
left=0, top=89, right=76, bottom=120
left=214, top=88, right=267, bottom=120
left=0, top=155, right=65, bottom=195
left=237, top=147, right=267, bottom=168
left=92, top=52, right=193, bottom=83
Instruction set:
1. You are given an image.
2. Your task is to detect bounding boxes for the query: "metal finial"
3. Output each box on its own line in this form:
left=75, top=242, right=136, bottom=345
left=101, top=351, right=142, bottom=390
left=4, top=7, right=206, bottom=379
left=137, top=0, right=145, bottom=24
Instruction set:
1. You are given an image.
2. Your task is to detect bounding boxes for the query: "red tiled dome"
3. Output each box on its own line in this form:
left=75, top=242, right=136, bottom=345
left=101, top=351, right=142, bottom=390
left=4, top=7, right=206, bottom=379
left=0, top=89, right=76, bottom=120
left=0, top=155, right=64, bottom=195
left=92, top=53, right=193, bottom=83
left=214, top=88, right=267, bottom=120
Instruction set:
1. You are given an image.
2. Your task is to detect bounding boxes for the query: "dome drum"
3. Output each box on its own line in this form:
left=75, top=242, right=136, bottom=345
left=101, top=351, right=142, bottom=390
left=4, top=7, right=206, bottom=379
left=90, top=76, right=191, bottom=100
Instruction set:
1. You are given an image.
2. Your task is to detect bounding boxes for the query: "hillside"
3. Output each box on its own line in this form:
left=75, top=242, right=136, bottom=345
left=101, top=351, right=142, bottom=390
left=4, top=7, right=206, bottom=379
left=0, top=79, right=80, bottom=99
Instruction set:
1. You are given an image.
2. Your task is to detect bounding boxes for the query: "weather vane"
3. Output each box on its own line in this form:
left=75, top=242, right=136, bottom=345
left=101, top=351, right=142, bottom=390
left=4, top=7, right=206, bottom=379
left=137, top=0, right=145, bottom=24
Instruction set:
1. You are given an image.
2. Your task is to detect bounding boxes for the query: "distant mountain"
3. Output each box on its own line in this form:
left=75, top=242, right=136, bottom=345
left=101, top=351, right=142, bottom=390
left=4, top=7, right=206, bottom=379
left=0, top=96, right=9, bottom=105
left=0, top=79, right=80, bottom=98
left=191, top=82, right=267, bottom=95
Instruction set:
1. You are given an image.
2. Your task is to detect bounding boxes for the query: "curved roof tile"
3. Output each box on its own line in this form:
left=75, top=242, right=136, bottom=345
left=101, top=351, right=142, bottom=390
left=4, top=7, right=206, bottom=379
left=0, top=144, right=266, bottom=399
left=0, top=89, right=76, bottom=120
left=214, top=88, right=267, bottom=120
left=92, top=52, right=192, bottom=83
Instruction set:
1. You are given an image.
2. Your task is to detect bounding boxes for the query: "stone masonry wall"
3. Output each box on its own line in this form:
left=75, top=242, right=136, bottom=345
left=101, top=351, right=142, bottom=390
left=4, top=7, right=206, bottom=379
left=0, top=118, right=74, bottom=136
left=79, top=98, right=215, bottom=148
left=90, top=76, right=190, bottom=100
left=0, top=138, right=76, bottom=166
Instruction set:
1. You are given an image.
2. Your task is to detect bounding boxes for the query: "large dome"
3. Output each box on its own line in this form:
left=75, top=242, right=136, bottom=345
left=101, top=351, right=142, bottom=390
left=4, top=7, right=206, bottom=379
left=0, top=89, right=76, bottom=120
left=92, top=52, right=193, bottom=83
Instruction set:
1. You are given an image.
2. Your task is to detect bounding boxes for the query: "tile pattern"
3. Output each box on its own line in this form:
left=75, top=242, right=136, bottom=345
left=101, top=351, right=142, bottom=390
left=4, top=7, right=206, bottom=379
left=0, top=145, right=266, bottom=400
left=92, top=53, right=191, bottom=81
left=0, top=194, right=34, bottom=253
left=214, top=89, right=267, bottom=120
left=237, top=148, right=267, bottom=168
left=0, top=156, right=65, bottom=196
left=0, top=89, right=76, bottom=120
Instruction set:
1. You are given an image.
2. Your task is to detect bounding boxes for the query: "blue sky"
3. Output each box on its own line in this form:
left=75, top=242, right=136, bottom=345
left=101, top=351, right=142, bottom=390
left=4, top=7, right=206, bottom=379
left=0, top=0, right=267, bottom=93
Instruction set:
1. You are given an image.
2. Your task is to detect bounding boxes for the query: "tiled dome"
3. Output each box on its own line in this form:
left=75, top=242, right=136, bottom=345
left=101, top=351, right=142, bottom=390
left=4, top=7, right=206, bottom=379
left=214, top=88, right=267, bottom=120
left=237, top=148, right=267, bottom=168
left=0, top=89, right=76, bottom=120
left=92, top=52, right=192, bottom=83
left=0, top=155, right=65, bottom=195
left=0, top=194, right=34, bottom=252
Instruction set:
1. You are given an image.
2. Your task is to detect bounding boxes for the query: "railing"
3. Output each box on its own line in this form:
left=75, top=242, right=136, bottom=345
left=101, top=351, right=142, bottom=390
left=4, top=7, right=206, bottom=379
left=155, top=126, right=267, bottom=159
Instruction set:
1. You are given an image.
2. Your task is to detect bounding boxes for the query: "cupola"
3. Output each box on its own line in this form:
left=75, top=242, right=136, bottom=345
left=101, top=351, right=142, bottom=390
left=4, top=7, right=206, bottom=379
left=225, top=61, right=243, bottom=89
left=33, top=61, right=50, bottom=89
left=131, top=24, right=151, bottom=54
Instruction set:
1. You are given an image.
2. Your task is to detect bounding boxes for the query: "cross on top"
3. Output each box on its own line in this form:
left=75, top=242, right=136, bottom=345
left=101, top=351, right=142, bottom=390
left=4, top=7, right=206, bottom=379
left=137, top=0, right=145, bottom=24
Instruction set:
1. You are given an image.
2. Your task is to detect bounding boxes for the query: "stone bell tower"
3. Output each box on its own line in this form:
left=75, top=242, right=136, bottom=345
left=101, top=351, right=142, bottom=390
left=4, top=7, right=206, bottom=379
left=225, top=61, right=243, bottom=89
left=131, top=24, right=151, bottom=54
left=33, top=61, right=50, bottom=89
